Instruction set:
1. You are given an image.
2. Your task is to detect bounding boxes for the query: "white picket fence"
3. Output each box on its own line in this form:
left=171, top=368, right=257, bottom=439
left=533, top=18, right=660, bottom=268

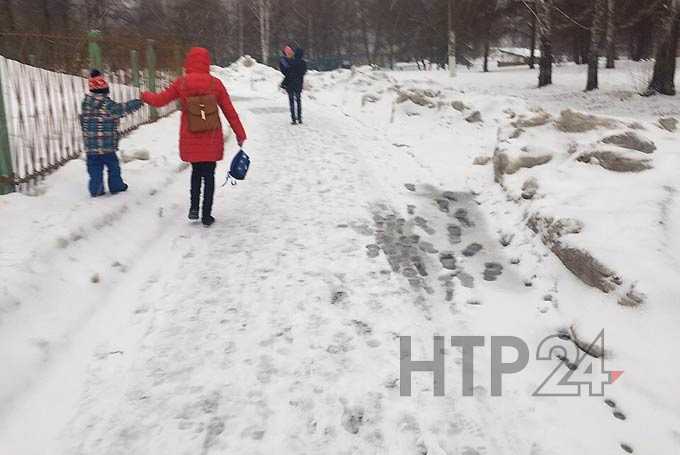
left=0, top=56, right=178, bottom=190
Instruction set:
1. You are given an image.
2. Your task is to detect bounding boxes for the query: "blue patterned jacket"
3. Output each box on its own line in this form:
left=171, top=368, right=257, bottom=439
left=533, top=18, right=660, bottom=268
left=80, top=95, right=143, bottom=155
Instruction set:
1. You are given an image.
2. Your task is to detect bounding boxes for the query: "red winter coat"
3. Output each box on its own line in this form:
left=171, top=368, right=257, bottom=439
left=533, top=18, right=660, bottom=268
left=141, top=47, right=247, bottom=163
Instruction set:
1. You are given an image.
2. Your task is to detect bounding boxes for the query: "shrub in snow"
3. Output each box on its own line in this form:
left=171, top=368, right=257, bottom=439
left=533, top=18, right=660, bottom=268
left=658, top=117, right=678, bottom=132
left=601, top=131, right=656, bottom=154
left=577, top=150, right=653, bottom=173
left=554, top=109, right=619, bottom=133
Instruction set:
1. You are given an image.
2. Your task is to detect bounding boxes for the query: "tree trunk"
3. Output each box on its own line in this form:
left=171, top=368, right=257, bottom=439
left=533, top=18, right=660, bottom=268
left=238, top=0, right=244, bottom=57
left=605, top=0, right=616, bottom=68
left=2, top=0, right=16, bottom=61
left=572, top=35, right=581, bottom=63
left=587, top=0, right=607, bottom=91
left=483, top=38, right=490, bottom=72
left=448, top=0, right=456, bottom=77
left=357, top=1, right=372, bottom=64
left=529, top=13, right=537, bottom=69
left=258, top=0, right=270, bottom=65
left=632, top=15, right=653, bottom=61
left=647, top=0, right=680, bottom=95
left=307, top=15, right=313, bottom=60
left=537, top=0, right=553, bottom=87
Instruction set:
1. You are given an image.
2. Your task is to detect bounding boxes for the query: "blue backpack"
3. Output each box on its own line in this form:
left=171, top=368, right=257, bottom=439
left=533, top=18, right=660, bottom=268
left=224, top=148, right=251, bottom=186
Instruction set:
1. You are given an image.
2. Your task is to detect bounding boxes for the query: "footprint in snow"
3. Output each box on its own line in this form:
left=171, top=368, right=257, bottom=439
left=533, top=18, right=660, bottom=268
left=454, top=209, right=474, bottom=227
left=620, top=443, right=634, bottom=453
left=341, top=405, right=365, bottom=434
left=483, top=262, right=503, bottom=281
left=447, top=224, right=462, bottom=244
left=435, top=198, right=450, bottom=213
left=462, top=243, right=483, bottom=257
left=366, top=244, right=381, bottom=258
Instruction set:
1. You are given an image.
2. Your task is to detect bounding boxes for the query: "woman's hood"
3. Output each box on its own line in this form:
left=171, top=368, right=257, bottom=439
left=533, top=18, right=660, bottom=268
left=184, top=47, right=211, bottom=74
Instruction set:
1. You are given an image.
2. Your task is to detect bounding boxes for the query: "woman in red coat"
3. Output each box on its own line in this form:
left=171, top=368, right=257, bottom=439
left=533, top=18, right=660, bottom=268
left=142, top=47, right=247, bottom=227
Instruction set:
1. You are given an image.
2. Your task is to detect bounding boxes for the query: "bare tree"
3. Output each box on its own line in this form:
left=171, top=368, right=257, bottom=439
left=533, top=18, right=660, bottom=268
left=448, top=0, right=456, bottom=76
left=250, top=0, right=272, bottom=64
left=536, top=0, right=553, bottom=87
left=647, top=0, right=680, bottom=95
left=586, top=0, right=607, bottom=91
left=605, top=0, right=616, bottom=68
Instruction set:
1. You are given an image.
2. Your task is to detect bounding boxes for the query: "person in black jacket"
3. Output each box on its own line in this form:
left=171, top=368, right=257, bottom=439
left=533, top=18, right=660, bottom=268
left=283, top=48, right=307, bottom=125
left=278, top=46, right=294, bottom=92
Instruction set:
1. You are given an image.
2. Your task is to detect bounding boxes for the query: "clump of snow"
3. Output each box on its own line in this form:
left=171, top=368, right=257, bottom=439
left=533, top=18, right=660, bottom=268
left=465, top=110, right=483, bottom=123
left=577, top=149, right=653, bottom=173
left=494, top=145, right=553, bottom=179
left=657, top=117, right=678, bottom=132
left=601, top=131, right=656, bottom=154
left=554, top=109, right=620, bottom=132
left=120, top=148, right=151, bottom=163
left=512, top=110, right=552, bottom=128
left=450, top=100, right=469, bottom=112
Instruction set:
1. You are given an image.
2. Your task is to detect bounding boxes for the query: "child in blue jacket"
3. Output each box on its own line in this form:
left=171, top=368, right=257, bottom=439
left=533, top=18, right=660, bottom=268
left=80, top=70, right=143, bottom=197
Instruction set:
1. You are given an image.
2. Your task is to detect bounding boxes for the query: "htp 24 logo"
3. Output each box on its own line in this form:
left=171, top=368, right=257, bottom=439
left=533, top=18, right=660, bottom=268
left=533, top=329, right=623, bottom=397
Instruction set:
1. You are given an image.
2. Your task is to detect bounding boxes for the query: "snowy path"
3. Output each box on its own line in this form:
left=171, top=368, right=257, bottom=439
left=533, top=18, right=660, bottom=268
left=0, top=89, right=663, bottom=454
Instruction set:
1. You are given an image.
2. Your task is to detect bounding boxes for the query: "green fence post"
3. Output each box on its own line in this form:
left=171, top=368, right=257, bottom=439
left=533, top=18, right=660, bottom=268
left=0, top=64, right=15, bottom=195
left=145, top=39, right=157, bottom=120
left=88, top=30, right=102, bottom=69
left=130, top=50, right=140, bottom=88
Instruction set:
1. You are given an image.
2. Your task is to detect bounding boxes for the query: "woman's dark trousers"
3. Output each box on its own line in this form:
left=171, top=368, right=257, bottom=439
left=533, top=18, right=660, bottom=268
left=190, top=162, right=217, bottom=218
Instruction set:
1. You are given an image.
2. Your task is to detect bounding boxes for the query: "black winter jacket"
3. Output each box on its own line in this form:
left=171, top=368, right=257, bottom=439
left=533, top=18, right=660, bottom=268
left=282, top=48, right=307, bottom=93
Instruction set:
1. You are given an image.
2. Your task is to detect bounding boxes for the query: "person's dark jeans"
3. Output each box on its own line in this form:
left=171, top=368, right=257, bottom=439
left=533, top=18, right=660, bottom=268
left=190, top=162, right=217, bottom=218
left=86, top=152, right=126, bottom=196
left=287, top=90, right=302, bottom=123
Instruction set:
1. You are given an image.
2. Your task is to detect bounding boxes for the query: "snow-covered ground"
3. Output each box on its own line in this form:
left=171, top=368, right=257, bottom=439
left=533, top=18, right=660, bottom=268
left=1, top=57, right=679, bottom=454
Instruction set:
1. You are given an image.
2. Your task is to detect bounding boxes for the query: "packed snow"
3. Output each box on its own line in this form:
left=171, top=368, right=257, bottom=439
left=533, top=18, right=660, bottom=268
left=1, top=56, right=679, bottom=454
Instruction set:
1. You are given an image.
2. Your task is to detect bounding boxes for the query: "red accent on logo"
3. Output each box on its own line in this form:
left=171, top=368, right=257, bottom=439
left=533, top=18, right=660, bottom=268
left=610, top=370, right=624, bottom=383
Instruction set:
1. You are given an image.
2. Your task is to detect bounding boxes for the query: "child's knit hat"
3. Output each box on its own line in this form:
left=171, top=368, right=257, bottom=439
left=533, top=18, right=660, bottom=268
left=89, top=69, right=109, bottom=94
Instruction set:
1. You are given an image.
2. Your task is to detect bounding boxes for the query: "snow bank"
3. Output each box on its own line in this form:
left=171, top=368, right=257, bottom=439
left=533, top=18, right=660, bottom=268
left=301, top=61, right=680, bottom=453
